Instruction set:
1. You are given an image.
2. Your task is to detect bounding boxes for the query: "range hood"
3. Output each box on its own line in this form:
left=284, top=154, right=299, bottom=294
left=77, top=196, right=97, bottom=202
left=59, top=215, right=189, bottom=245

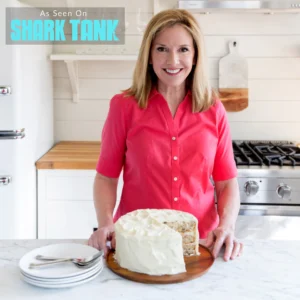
left=178, top=1, right=300, bottom=13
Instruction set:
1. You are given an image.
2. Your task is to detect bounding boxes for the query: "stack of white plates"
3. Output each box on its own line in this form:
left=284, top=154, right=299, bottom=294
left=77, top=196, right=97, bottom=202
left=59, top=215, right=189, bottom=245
left=19, top=243, right=103, bottom=288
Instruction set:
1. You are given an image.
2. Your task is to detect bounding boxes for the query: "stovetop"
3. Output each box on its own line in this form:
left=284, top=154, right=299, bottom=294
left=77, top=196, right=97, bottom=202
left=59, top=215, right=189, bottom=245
left=233, top=141, right=300, bottom=167
left=232, top=141, right=300, bottom=205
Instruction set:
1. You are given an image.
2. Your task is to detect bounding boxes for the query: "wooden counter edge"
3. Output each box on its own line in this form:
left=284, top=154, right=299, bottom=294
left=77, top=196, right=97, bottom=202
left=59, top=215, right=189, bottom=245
left=35, top=161, right=97, bottom=170
left=35, top=141, right=100, bottom=170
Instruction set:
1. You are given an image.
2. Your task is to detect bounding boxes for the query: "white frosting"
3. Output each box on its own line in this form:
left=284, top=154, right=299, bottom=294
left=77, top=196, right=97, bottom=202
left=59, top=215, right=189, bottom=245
left=114, top=209, right=198, bottom=276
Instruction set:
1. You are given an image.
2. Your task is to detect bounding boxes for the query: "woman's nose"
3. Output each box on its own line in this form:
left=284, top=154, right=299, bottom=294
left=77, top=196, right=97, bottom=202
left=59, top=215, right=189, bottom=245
left=166, top=51, right=179, bottom=65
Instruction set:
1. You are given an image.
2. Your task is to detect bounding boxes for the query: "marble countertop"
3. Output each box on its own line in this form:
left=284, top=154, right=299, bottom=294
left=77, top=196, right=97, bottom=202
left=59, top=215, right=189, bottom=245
left=1, top=239, right=299, bottom=300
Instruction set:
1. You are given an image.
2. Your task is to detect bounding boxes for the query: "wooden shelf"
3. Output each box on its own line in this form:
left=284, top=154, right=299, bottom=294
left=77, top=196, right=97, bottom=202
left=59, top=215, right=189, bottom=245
left=50, top=54, right=137, bottom=103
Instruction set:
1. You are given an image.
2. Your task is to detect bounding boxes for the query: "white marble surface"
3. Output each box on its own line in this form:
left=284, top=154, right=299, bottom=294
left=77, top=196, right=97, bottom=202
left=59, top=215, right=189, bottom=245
left=0, top=239, right=299, bottom=300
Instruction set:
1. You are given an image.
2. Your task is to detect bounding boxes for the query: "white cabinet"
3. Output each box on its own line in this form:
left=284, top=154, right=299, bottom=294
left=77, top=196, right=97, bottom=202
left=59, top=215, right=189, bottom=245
left=37, top=169, right=123, bottom=239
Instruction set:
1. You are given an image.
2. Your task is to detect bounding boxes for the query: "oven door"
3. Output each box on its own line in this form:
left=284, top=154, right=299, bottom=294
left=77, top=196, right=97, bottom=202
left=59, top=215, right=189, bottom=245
left=236, top=205, right=300, bottom=240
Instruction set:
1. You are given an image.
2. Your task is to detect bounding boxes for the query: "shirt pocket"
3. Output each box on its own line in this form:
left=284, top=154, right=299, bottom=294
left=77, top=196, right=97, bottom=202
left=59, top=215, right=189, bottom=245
left=180, top=149, right=210, bottom=196
left=126, top=122, right=156, bottom=179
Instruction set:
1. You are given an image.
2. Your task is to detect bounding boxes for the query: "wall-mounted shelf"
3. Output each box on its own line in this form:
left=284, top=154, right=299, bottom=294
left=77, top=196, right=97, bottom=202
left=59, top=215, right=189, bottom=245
left=50, top=54, right=138, bottom=103
left=177, top=0, right=300, bottom=14
left=50, top=54, right=138, bottom=61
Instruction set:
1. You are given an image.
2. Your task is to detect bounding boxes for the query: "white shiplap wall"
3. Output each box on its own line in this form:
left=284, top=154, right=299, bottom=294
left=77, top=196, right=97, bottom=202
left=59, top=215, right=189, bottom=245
left=53, top=0, right=300, bottom=142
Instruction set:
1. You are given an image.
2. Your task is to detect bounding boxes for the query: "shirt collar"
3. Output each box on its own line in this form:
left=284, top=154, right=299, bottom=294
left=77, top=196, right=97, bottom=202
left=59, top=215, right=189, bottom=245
left=148, top=86, right=159, bottom=100
left=149, top=87, right=192, bottom=100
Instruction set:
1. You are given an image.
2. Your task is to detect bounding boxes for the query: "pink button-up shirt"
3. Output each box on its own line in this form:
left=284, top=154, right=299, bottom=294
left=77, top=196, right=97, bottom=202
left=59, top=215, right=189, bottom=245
left=96, top=89, right=237, bottom=238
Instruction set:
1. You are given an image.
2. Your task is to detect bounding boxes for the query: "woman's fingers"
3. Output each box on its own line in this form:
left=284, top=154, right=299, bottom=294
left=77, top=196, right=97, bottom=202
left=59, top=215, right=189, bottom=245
left=87, top=226, right=115, bottom=258
left=205, top=231, right=215, bottom=248
left=111, top=232, right=116, bottom=249
left=223, top=236, right=234, bottom=261
left=99, top=229, right=111, bottom=257
left=212, top=233, right=225, bottom=259
left=229, top=240, right=240, bottom=260
left=237, top=242, right=244, bottom=257
left=87, top=236, right=93, bottom=248
left=87, top=234, right=100, bottom=250
left=204, top=227, right=243, bottom=261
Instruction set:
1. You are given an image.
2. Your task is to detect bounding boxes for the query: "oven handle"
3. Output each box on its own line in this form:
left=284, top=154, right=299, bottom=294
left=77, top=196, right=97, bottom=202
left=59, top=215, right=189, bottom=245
left=239, top=205, right=300, bottom=217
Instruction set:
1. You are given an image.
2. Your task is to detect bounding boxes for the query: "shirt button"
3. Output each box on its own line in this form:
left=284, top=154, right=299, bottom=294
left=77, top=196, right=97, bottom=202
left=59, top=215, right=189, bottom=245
left=174, top=177, right=178, bottom=181
left=173, top=156, right=178, bottom=160
left=172, top=137, right=176, bottom=141
left=174, top=197, right=178, bottom=201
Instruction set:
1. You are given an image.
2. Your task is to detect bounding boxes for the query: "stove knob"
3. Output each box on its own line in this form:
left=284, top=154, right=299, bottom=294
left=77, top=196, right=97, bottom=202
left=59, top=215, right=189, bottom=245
left=244, top=181, right=259, bottom=196
left=277, top=184, right=292, bottom=200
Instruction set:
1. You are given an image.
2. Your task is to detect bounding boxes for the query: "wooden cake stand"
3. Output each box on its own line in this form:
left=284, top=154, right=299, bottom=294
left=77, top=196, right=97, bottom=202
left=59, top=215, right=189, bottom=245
left=107, top=245, right=214, bottom=284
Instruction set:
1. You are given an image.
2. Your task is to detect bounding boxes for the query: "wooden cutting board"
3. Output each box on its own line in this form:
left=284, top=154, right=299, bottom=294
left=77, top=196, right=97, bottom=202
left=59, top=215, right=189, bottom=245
left=219, top=41, right=249, bottom=112
left=106, top=245, right=214, bottom=284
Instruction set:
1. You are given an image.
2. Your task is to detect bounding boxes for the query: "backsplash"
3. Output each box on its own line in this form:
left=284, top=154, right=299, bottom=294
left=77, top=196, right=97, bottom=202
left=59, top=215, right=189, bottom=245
left=53, top=0, right=300, bottom=142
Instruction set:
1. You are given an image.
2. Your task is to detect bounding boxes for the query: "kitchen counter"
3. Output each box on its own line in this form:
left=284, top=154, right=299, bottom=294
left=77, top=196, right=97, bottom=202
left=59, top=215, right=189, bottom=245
left=36, top=141, right=100, bottom=170
left=1, top=239, right=299, bottom=300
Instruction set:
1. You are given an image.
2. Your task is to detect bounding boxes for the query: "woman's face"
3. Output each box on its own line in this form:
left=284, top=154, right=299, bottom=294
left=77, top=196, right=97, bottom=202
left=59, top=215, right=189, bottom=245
left=150, top=24, right=195, bottom=89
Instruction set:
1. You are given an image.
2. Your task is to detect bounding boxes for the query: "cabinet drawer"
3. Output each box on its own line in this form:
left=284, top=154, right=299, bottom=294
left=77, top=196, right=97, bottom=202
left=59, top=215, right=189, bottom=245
left=45, top=201, right=97, bottom=239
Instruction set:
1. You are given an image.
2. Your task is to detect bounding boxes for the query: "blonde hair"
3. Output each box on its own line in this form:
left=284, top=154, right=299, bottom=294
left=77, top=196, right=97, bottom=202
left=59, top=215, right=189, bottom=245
left=123, top=9, right=217, bottom=113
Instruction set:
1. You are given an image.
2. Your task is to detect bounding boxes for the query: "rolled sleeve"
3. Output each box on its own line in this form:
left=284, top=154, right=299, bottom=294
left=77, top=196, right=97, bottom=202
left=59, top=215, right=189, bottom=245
left=212, top=100, right=237, bottom=182
left=96, top=94, right=127, bottom=178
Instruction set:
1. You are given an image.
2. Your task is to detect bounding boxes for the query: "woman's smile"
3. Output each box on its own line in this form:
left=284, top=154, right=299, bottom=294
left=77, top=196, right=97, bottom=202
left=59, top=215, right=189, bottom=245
left=163, top=68, right=183, bottom=75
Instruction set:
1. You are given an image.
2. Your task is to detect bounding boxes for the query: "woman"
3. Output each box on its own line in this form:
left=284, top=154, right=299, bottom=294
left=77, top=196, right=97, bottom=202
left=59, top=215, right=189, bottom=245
left=88, top=9, right=243, bottom=261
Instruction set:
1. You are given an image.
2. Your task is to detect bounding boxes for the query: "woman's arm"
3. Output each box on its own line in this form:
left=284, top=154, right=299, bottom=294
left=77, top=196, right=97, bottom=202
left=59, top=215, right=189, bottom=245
left=205, top=177, right=243, bottom=261
left=94, top=172, right=118, bottom=227
left=88, top=172, right=118, bottom=256
left=215, top=177, right=240, bottom=233
left=89, top=94, right=128, bottom=255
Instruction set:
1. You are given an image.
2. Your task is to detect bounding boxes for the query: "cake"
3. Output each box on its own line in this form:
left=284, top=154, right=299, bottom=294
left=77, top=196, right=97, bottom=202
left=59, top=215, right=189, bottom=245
left=114, top=209, right=200, bottom=276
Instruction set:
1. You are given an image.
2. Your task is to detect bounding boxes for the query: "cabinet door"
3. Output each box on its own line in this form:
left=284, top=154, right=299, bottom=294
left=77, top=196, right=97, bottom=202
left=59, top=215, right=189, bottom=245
left=38, top=170, right=96, bottom=238
left=46, top=201, right=97, bottom=239
left=38, top=169, right=124, bottom=238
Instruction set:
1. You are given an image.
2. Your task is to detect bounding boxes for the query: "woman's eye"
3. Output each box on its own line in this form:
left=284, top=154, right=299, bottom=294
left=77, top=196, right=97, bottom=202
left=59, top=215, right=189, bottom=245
left=157, top=47, right=166, bottom=52
left=180, top=47, right=189, bottom=52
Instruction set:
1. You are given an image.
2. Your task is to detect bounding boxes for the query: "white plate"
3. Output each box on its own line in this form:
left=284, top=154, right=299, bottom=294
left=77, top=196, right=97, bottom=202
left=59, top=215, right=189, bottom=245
left=21, top=258, right=102, bottom=281
left=21, top=268, right=102, bottom=289
left=19, top=243, right=102, bottom=279
left=21, top=263, right=103, bottom=284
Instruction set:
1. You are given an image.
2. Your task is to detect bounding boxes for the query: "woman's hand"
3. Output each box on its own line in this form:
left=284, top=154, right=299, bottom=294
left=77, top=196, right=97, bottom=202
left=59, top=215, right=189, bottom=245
left=88, top=224, right=116, bottom=258
left=205, top=226, right=243, bottom=261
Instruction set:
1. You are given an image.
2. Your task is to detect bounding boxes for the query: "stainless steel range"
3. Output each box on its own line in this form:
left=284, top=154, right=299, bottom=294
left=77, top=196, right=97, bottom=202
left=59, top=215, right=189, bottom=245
left=233, top=140, right=300, bottom=240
